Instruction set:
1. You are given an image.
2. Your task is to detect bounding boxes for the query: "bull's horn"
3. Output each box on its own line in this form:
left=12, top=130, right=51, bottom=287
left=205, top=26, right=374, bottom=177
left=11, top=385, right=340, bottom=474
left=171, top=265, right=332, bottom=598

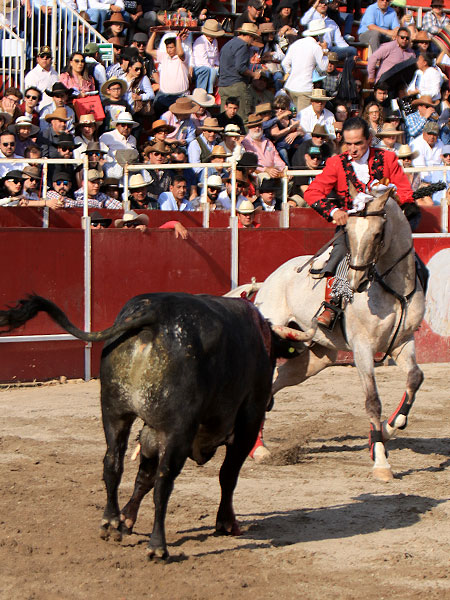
left=272, top=319, right=317, bottom=342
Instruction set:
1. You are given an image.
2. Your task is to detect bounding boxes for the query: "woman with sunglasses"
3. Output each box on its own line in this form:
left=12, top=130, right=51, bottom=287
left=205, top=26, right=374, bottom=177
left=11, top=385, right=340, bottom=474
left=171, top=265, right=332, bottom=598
left=0, top=170, right=26, bottom=206
left=59, top=52, right=95, bottom=97
left=119, top=56, right=154, bottom=115
left=19, top=88, right=42, bottom=126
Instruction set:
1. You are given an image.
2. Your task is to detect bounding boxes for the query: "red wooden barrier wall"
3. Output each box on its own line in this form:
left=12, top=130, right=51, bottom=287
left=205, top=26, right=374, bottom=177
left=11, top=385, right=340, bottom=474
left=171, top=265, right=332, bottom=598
left=0, top=226, right=449, bottom=382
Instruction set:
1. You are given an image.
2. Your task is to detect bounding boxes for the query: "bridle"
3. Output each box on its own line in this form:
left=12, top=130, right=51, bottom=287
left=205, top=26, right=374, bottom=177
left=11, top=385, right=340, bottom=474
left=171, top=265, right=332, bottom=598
left=347, top=208, right=387, bottom=273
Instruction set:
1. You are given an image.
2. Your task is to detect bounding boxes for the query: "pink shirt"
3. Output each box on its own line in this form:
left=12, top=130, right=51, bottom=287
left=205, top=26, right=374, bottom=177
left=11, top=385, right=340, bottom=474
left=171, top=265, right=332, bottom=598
left=156, top=50, right=189, bottom=95
left=242, top=136, right=285, bottom=171
left=59, top=72, right=95, bottom=94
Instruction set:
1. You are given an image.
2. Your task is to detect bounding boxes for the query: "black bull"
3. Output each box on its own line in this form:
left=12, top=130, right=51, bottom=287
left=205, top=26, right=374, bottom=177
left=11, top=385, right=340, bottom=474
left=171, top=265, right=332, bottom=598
left=0, top=292, right=305, bottom=560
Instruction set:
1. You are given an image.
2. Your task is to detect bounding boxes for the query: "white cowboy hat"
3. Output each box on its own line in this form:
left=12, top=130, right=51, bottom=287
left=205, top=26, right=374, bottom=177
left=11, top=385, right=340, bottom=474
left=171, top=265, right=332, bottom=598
left=224, top=124, right=242, bottom=137
left=397, top=144, right=419, bottom=159
left=8, top=116, right=40, bottom=136
left=187, top=88, right=216, bottom=108
left=302, top=18, right=332, bottom=37
left=112, top=112, right=139, bottom=128
left=129, top=173, right=149, bottom=189
left=237, top=200, right=256, bottom=214
left=199, top=174, right=223, bottom=188
left=114, top=210, right=149, bottom=228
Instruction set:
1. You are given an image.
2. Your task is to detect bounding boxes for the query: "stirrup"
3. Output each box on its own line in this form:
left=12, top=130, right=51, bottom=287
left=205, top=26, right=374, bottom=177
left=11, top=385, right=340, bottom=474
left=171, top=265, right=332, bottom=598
left=314, top=301, right=343, bottom=331
left=310, top=267, right=326, bottom=279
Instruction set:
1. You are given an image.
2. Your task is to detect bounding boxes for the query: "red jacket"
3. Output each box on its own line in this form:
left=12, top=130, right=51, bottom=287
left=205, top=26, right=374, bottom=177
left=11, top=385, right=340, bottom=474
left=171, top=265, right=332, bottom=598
left=304, top=147, right=414, bottom=222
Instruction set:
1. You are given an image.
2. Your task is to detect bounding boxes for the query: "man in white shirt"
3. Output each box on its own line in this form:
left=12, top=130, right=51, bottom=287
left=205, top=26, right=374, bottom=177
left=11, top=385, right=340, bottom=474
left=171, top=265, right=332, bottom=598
left=298, top=88, right=335, bottom=137
left=158, top=175, right=194, bottom=211
left=187, top=118, right=223, bottom=176
left=192, top=19, right=224, bottom=94
left=77, top=0, right=124, bottom=32
left=99, top=112, right=138, bottom=162
left=23, top=46, right=59, bottom=113
left=408, top=52, right=443, bottom=102
left=411, top=120, right=444, bottom=183
left=0, top=132, right=27, bottom=178
left=282, top=18, right=329, bottom=112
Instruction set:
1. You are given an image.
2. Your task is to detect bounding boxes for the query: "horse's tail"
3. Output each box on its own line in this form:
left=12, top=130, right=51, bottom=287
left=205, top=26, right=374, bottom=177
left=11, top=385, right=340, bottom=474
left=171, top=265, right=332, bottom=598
left=0, top=295, right=157, bottom=342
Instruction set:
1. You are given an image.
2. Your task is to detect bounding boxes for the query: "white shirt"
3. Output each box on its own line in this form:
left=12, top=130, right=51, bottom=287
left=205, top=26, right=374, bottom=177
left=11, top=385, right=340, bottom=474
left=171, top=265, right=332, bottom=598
left=77, top=0, right=124, bottom=11
left=99, top=128, right=137, bottom=160
left=217, top=191, right=247, bottom=211
left=298, top=104, right=335, bottom=137
left=282, top=37, right=329, bottom=93
left=301, top=8, right=350, bottom=49
left=192, top=35, right=219, bottom=68
left=408, top=66, right=442, bottom=101
left=411, top=134, right=444, bottom=181
left=350, top=148, right=371, bottom=185
left=158, top=191, right=194, bottom=211
left=0, top=152, right=27, bottom=178
left=24, top=65, right=59, bottom=112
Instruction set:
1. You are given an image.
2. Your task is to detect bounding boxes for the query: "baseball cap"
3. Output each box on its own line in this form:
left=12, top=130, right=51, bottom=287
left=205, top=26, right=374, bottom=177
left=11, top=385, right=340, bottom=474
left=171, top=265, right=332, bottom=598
left=423, top=121, right=440, bottom=134
left=307, top=146, right=322, bottom=156
left=38, top=45, right=52, bottom=56
left=132, top=32, right=148, bottom=43
left=442, top=144, right=450, bottom=154
left=84, top=42, right=99, bottom=55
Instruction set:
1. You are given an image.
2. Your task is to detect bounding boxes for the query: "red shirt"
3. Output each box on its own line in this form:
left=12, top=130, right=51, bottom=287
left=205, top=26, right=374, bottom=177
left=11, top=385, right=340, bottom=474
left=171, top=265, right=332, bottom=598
left=304, top=147, right=414, bottom=222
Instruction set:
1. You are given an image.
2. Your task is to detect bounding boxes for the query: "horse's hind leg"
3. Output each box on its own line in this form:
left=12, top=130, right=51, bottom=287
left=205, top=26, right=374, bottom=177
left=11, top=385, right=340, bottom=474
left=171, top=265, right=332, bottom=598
left=382, top=338, right=424, bottom=441
left=353, top=342, right=393, bottom=482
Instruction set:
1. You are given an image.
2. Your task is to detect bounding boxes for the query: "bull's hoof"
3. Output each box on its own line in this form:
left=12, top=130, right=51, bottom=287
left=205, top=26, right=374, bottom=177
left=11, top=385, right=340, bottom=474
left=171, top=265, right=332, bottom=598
left=252, top=445, right=271, bottom=463
left=99, top=521, right=122, bottom=542
left=119, top=515, right=134, bottom=536
left=146, top=546, right=169, bottom=561
left=99, top=523, right=110, bottom=541
left=373, top=466, right=394, bottom=482
left=215, top=520, right=242, bottom=536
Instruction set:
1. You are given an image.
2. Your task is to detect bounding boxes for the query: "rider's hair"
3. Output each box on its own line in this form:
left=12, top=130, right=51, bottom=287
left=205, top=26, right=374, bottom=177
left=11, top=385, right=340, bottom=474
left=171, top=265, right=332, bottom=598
left=342, top=116, right=371, bottom=139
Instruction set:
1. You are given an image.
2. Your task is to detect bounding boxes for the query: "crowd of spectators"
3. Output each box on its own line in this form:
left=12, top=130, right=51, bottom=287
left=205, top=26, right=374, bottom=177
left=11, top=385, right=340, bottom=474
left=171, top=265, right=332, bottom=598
left=1, top=0, right=450, bottom=221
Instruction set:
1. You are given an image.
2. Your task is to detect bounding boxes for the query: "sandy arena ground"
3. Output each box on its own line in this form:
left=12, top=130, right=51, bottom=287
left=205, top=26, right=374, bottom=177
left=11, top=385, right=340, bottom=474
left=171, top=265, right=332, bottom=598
left=0, top=363, right=449, bottom=600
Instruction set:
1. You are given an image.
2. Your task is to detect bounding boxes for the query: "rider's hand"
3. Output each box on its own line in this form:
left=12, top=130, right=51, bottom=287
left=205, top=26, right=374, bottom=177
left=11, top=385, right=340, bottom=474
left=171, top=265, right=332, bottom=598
left=332, top=209, right=349, bottom=226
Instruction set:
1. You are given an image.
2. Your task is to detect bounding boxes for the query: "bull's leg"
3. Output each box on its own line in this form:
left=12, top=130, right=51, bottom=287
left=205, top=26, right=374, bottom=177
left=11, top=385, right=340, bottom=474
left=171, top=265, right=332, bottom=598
left=147, top=437, right=191, bottom=560
left=120, top=453, right=159, bottom=535
left=100, top=412, right=135, bottom=542
left=353, top=342, right=393, bottom=482
left=216, top=403, right=264, bottom=536
left=382, top=338, right=424, bottom=441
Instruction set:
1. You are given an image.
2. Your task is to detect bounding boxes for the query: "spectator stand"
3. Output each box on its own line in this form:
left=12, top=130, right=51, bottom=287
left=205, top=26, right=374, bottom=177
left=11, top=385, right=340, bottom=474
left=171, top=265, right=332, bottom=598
left=0, top=22, right=25, bottom=94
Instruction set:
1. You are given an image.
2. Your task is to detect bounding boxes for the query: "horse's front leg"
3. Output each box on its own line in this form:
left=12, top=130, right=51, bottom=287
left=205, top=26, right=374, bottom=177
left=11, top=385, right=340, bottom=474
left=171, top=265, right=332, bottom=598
left=382, top=338, right=424, bottom=441
left=353, top=343, right=393, bottom=482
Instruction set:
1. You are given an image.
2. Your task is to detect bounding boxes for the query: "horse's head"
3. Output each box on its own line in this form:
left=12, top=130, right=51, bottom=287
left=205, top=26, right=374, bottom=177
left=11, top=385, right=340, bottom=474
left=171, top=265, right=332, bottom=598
left=346, top=183, right=392, bottom=292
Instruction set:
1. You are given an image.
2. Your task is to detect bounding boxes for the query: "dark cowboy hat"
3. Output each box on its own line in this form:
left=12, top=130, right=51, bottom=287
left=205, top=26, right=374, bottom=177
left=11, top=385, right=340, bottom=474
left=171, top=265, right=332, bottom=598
left=259, top=178, right=280, bottom=193
left=82, top=141, right=108, bottom=155
left=276, top=0, right=293, bottom=11
left=45, top=82, right=75, bottom=97
left=52, top=133, right=81, bottom=149
left=115, top=149, right=140, bottom=166
left=90, top=210, right=112, bottom=228
left=101, top=177, right=123, bottom=190
left=51, top=170, right=72, bottom=183
left=237, top=152, right=259, bottom=168
left=1, top=169, right=24, bottom=182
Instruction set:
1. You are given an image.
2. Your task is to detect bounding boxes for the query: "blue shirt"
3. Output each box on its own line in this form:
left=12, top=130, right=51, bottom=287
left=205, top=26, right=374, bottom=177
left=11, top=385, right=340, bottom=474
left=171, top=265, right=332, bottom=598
left=218, top=37, right=251, bottom=87
left=358, top=3, right=400, bottom=35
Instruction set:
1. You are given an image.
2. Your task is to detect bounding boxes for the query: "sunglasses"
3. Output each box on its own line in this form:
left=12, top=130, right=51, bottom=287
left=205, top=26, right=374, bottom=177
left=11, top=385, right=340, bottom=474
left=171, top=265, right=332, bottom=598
left=39, top=54, right=52, bottom=59
left=25, top=94, right=39, bottom=100
left=118, top=123, right=133, bottom=127
left=7, top=178, right=23, bottom=184
left=309, top=155, right=321, bottom=159
left=2, top=142, right=15, bottom=146
left=55, top=180, right=70, bottom=185
left=398, top=35, right=410, bottom=40
left=132, top=66, right=142, bottom=71
left=135, top=42, right=145, bottom=47
left=124, top=222, right=137, bottom=228
left=87, top=151, right=100, bottom=156
left=72, top=58, right=85, bottom=63
left=82, top=122, right=96, bottom=127
left=25, top=177, right=39, bottom=182
left=444, top=153, right=450, bottom=157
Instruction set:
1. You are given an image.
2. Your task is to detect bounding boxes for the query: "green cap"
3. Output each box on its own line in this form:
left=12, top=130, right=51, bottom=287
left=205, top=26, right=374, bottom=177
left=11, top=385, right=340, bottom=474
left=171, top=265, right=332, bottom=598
left=84, top=42, right=99, bottom=55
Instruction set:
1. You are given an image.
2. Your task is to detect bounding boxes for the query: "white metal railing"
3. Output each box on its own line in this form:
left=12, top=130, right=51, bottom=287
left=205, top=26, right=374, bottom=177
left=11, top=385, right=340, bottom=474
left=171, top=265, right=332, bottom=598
left=0, top=0, right=109, bottom=85
left=0, top=22, right=25, bottom=95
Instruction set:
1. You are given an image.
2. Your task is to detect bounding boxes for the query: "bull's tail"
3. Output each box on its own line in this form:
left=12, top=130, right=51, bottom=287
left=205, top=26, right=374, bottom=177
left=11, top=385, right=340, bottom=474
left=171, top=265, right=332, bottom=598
left=0, top=295, right=157, bottom=342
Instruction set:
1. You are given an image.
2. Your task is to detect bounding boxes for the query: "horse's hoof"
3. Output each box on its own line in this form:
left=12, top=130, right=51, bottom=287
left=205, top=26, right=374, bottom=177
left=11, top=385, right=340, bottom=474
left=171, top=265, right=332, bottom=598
left=373, top=466, right=394, bottom=482
left=146, top=546, right=169, bottom=561
left=252, top=445, right=271, bottom=463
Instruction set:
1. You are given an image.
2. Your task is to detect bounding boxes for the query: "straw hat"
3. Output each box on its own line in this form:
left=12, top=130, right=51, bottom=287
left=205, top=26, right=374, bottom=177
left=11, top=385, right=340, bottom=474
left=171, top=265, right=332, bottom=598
left=0, top=112, right=13, bottom=126
left=302, top=18, right=331, bottom=37
left=224, top=124, right=242, bottom=137
left=129, top=173, right=149, bottom=189
left=199, top=174, right=223, bottom=188
left=100, top=77, right=128, bottom=97
left=259, top=22, right=276, bottom=34
left=245, top=114, right=264, bottom=128
left=237, top=200, right=256, bottom=214
left=75, top=113, right=99, bottom=130
left=104, top=13, right=128, bottom=28
left=169, top=97, right=199, bottom=115
left=87, top=169, right=104, bottom=181
left=112, top=112, right=139, bottom=128
left=8, top=116, right=40, bottom=136
left=377, top=123, right=404, bottom=137
left=397, top=144, right=419, bottom=159
left=224, top=170, right=249, bottom=185
left=235, top=23, right=263, bottom=42
left=107, top=36, right=125, bottom=48
left=205, top=145, right=231, bottom=160
left=82, top=141, right=108, bottom=154
left=149, top=119, right=175, bottom=135
left=201, top=19, right=225, bottom=37
left=308, top=88, right=333, bottom=102
left=143, top=140, right=171, bottom=155
left=255, top=102, right=272, bottom=115
left=198, top=117, right=224, bottom=132
left=44, top=107, right=70, bottom=122
left=187, top=88, right=216, bottom=108
left=411, top=95, right=439, bottom=108
left=413, top=31, right=430, bottom=42
left=22, top=166, right=42, bottom=180
left=115, top=210, right=149, bottom=228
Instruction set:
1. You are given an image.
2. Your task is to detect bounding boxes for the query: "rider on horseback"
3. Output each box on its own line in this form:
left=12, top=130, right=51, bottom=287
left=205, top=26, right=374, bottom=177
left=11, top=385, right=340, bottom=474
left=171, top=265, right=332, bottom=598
left=304, top=117, right=420, bottom=328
